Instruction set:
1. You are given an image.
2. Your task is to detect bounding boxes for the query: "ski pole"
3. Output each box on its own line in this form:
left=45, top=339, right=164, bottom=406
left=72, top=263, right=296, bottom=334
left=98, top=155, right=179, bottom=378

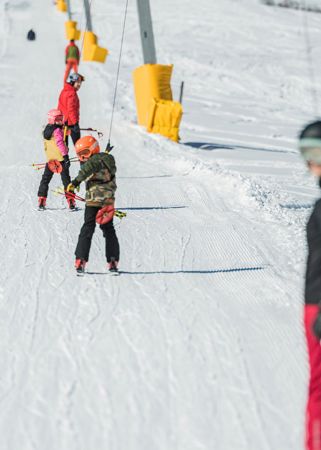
left=80, top=127, right=104, bottom=138
left=32, top=157, right=80, bottom=171
left=53, top=186, right=127, bottom=217
left=33, top=157, right=79, bottom=166
left=32, top=163, right=46, bottom=170
left=52, top=188, right=85, bottom=202
left=52, top=188, right=127, bottom=218
left=65, top=192, right=85, bottom=202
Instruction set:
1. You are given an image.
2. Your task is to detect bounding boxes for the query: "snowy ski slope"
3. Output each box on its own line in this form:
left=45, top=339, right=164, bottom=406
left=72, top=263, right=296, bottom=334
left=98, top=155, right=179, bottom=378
left=1, top=0, right=320, bottom=448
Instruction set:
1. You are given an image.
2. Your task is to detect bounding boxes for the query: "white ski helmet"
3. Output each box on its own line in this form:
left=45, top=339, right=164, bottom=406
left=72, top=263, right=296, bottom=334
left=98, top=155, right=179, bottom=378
left=67, top=73, right=85, bottom=84
left=299, top=121, right=321, bottom=164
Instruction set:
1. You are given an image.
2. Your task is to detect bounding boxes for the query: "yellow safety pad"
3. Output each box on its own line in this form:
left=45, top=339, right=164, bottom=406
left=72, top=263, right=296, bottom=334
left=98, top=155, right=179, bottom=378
left=133, top=64, right=173, bottom=126
left=56, top=0, right=67, bottom=12
left=147, top=98, right=183, bottom=142
left=82, top=31, right=108, bottom=63
left=90, top=45, right=108, bottom=63
left=65, top=21, right=81, bottom=41
left=44, top=139, right=64, bottom=162
left=82, top=31, right=97, bottom=60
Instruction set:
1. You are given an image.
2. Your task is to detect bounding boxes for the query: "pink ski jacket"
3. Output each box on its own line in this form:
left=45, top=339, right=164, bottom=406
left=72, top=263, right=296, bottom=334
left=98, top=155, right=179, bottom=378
left=53, top=128, right=68, bottom=157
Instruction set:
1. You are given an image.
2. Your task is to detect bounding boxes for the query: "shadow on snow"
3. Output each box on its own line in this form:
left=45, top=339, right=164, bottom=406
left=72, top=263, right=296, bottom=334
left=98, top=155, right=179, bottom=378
left=183, top=141, right=296, bottom=155
left=118, top=206, right=187, bottom=211
left=86, top=266, right=266, bottom=276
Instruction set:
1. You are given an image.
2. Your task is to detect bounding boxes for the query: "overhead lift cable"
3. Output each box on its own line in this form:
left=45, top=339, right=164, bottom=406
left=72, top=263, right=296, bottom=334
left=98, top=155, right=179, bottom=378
left=106, top=0, right=130, bottom=151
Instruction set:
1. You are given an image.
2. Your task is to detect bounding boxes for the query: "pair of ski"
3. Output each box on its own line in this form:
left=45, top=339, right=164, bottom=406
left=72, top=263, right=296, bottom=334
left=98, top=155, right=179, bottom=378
left=38, top=205, right=80, bottom=212
left=76, top=267, right=120, bottom=277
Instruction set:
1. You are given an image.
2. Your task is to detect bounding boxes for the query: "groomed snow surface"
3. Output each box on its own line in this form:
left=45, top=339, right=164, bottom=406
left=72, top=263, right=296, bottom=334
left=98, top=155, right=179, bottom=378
left=1, top=0, right=320, bottom=449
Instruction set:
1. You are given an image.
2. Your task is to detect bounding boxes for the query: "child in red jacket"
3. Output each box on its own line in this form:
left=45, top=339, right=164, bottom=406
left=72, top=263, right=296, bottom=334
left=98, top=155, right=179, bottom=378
left=58, top=73, right=84, bottom=146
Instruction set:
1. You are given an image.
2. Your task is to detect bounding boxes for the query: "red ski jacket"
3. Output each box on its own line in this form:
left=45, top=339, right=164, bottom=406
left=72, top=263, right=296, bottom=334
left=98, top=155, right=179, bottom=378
left=58, top=83, right=80, bottom=126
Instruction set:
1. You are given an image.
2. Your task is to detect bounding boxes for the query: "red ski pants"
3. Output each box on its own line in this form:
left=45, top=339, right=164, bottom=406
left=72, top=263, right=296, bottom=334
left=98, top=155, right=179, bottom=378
left=64, top=59, right=79, bottom=83
left=305, top=304, right=321, bottom=450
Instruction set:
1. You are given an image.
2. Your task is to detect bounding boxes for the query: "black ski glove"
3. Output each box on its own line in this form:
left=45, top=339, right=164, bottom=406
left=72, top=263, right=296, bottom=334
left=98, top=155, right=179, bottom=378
left=63, top=154, right=70, bottom=169
left=313, top=308, right=321, bottom=339
left=70, top=123, right=80, bottom=134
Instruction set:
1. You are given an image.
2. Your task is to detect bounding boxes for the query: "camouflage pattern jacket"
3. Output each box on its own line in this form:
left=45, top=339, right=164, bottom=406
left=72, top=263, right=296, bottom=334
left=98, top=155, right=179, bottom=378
left=72, top=153, right=117, bottom=207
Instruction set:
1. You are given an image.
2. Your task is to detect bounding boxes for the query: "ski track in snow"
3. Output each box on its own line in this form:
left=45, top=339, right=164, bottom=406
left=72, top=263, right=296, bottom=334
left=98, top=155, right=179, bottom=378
left=0, top=0, right=316, bottom=449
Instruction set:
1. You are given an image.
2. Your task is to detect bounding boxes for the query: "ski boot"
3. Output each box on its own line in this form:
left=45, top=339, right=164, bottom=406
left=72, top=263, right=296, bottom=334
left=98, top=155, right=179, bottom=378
left=75, top=258, right=86, bottom=275
left=38, top=196, right=47, bottom=210
left=108, top=257, right=119, bottom=275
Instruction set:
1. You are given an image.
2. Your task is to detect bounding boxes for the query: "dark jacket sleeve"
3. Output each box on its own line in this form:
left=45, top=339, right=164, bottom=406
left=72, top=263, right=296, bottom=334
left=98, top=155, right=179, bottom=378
left=72, top=157, right=104, bottom=186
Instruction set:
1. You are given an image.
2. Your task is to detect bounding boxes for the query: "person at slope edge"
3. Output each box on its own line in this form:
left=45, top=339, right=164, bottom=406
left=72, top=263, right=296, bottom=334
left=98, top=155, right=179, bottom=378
left=58, top=72, right=84, bottom=147
left=299, top=120, right=321, bottom=450
left=66, top=135, right=120, bottom=275
left=37, top=109, right=75, bottom=210
left=64, top=39, right=80, bottom=83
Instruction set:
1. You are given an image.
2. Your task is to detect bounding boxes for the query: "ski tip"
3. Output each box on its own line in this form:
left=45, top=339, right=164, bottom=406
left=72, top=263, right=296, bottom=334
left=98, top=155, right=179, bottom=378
left=76, top=269, right=85, bottom=276
left=109, top=269, right=120, bottom=276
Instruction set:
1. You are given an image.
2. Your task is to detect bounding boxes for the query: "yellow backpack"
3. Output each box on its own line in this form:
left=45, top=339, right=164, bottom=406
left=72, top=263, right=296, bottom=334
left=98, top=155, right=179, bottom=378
left=44, top=137, right=64, bottom=162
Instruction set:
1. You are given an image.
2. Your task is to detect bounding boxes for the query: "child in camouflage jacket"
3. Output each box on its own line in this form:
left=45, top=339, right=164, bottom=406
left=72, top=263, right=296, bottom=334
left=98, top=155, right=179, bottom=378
left=67, top=135, right=120, bottom=274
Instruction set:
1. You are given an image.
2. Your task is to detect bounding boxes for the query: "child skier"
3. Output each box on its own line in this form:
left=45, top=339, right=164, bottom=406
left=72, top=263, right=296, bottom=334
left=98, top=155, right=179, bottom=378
left=37, top=109, right=75, bottom=210
left=299, top=121, right=321, bottom=450
left=64, top=40, right=80, bottom=83
left=66, top=135, right=120, bottom=274
left=58, top=73, right=84, bottom=146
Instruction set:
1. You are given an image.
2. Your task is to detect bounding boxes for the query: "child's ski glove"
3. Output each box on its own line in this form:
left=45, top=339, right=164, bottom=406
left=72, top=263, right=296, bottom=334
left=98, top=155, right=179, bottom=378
left=63, top=155, right=70, bottom=169
left=313, top=308, right=321, bottom=340
left=66, top=183, right=75, bottom=193
left=66, top=182, right=79, bottom=193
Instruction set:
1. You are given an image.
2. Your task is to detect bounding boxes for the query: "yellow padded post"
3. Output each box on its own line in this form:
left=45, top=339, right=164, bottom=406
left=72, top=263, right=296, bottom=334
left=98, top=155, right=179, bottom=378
left=133, top=64, right=173, bottom=127
left=65, top=21, right=81, bottom=41
left=147, top=99, right=183, bottom=142
left=90, top=45, right=108, bottom=63
left=56, top=0, right=67, bottom=12
left=82, top=31, right=108, bottom=63
left=82, top=31, right=97, bottom=61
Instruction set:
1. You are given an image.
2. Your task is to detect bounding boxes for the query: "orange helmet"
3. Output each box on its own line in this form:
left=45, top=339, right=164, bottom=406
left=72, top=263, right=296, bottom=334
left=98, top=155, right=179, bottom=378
left=75, top=136, right=100, bottom=161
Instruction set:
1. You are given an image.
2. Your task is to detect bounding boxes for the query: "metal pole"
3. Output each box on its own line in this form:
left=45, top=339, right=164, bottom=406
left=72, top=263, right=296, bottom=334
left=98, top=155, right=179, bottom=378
left=66, top=0, right=72, bottom=20
left=179, top=81, right=184, bottom=104
left=136, top=0, right=157, bottom=64
left=83, top=0, right=93, bottom=32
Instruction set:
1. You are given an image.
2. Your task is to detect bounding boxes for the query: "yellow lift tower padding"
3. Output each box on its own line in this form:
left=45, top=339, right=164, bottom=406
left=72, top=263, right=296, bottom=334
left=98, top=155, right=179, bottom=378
left=65, top=21, right=81, bottom=41
left=147, top=98, right=183, bottom=142
left=133, top=64, right=173, bottom=127
left=82, top=31, right=108, bottom=63
left=56, top=0, right=67, bottom=12
left=90, top=45, right=108, bottom=63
